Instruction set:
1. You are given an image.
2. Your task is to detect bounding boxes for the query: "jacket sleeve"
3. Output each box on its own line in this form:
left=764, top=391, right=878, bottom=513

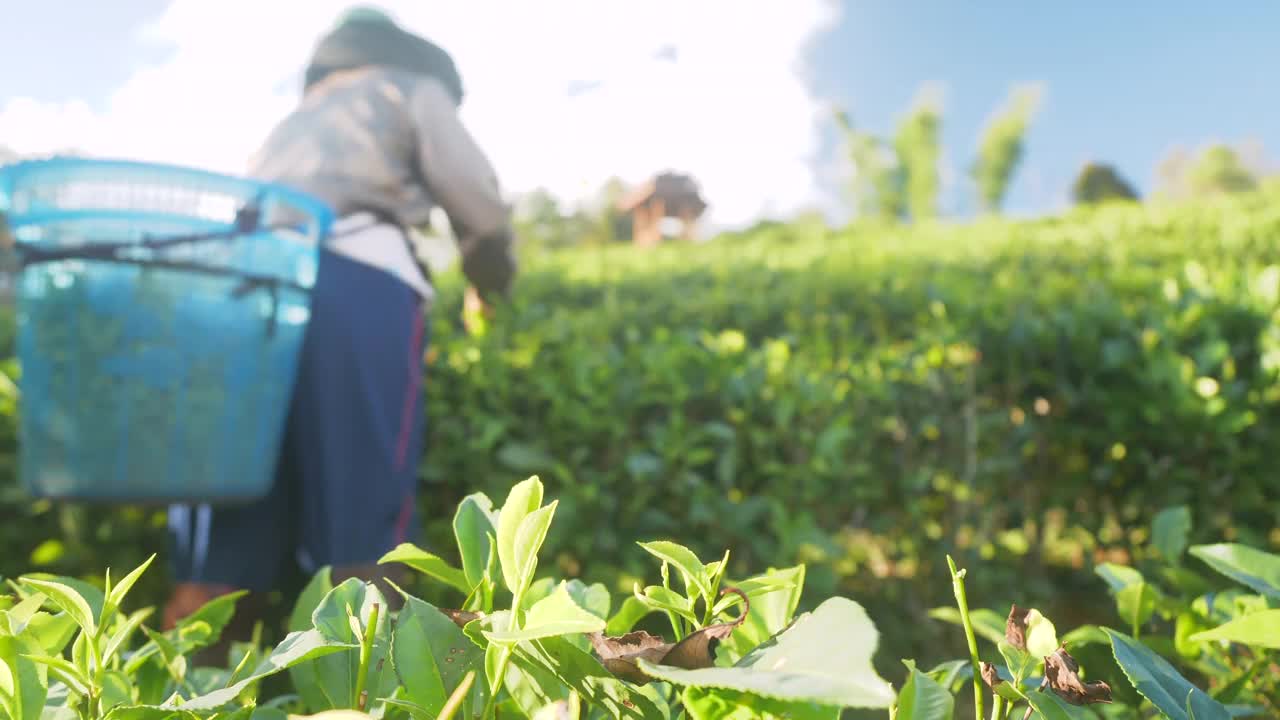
left=408, top=76, right=517, bottom=299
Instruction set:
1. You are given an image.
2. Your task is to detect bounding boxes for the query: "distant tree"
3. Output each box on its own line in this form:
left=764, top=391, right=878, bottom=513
left=834, top=109, right=904, bottom=222
left=585, top=176, right=632, bottom=245
left=972, top=84, right=1043, bottom=213
left=513, top=188, right=573, bottom=248
left=1071, top=163, right=1140, bottom=206
left=1153, top=146, right=1193, bottom=201
left=1155, top=142, right=1265, bottom=201
left=511, top=179, right=638, bottom=249
left=1187, top=144, right=1258, bottom=197
left=892, top=85, right=943, bottom=221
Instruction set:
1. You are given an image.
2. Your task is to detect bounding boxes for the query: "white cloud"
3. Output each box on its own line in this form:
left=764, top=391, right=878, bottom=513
left=0, top=0, right=841, bottom=229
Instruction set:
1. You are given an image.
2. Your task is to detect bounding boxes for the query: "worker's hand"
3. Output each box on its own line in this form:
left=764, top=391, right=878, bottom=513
left=462, top=284, right=494, bottom=336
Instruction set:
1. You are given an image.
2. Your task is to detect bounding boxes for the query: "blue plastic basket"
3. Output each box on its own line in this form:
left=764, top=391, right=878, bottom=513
left=0, top=157, right=334, bottom=504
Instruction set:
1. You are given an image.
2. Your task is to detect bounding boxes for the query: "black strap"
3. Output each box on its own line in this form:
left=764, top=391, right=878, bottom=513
left=11, top=199, right=306, bottom=337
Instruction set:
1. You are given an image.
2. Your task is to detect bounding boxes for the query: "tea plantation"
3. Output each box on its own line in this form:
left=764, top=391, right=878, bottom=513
left=2, top=185, right=1279, bottom=676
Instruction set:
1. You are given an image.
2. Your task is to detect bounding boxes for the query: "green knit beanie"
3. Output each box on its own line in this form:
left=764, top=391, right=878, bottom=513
left=334, top=6, right=398, bottom=28
left=305, top=5, right=465, bottom=105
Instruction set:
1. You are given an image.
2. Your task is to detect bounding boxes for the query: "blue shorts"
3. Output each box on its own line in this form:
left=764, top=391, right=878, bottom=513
left=167, top=249, right=426, bottom=591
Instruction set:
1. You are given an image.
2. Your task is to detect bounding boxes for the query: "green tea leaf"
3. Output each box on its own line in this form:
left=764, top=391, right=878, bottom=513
left=717, top=566, right=806, bottom=664
left=1188, top=610, right=1280, bottom=649
left=1116, top=582, right=1157, bottom=632
left=510, top=635, right=667, bottom=720
left=183, top=630, right=356, bottom=710
left=1094, top=563, right=1144, bottom=592
left=390, top=596, right=487, bottom=718
left=178, top=591, right=247, bottom=645
left=893, top=660, right=953, bottom=720
left=1024, top=608, right=1059, bottom=660
left=682, top=686, right=837, bottom=719
left=523, top=578, right=610, bottom=623
left=925, top=660, right=969, bottom=693
left=993, top=680, right=1027, bottom=704
left=102, top=554, right=155, bottom=626
left=0, top=633, right=47, bottom=720
left=102, top=607, right=154, bottom=665
left=497, top=477, right=545, bottom=594
left=998, top=640, right=1034, bottom=682
left=380, top=698, right=436, bottom=720
left=1105, top=628, right=1231, bottom=720
left=310, top=579, right=374, bottom=641
left=564, top=580, right=610, bottom=622
left=102, top=707, right=203, bottom=720
left=511, top=503, right=558, bottom=598
left=15, top=576, right=104, bottom=623
left=303, top=580, right=395, bottom=711
left=1189, top=544, right=1280, bottom=600
left=141, top=626, right=187, bottom=685
left=99, top=669, right=134, bottom=714
left=639, top=597, right=895, bottom=709
left=1152, top=506, right=1193, bottom=564
left=635, top=586, right=697, bottom=624
left=637, top=542, right=711, bottom=602
left=605, top=597, right=652, bottom=636
left=20, top=612, right=75, bottom=657
left=378, top=545, right=469, bottom=594
left=22, top=655, right=88, bottom=697
left=289, top=571, right=331, bottom=636
left=1024, top=689, right=1094, bottom=719
left=486, top=584, right=605, bottom=643
left=1060, top=624, right=1109, bottom=648
left=5, top=594, right=46, bottom=629
left=17, top=580, right=95, bottom=638
left=453, top=493, right=498, bottom=590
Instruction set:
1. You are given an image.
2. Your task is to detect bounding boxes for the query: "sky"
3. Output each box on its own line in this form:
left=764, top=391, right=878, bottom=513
left=1, top=1, right=1276, bottom=229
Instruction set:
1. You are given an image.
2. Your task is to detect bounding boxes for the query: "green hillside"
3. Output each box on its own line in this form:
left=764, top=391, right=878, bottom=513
left=3, top=185, right=1279, bottom=676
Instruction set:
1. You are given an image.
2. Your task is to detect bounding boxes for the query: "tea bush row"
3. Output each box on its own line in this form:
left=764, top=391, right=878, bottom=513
left=2, top=188, right=1280, bottom=669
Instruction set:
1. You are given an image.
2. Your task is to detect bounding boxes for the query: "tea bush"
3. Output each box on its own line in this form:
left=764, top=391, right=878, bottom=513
left=2, top=188, right=1280, bottom=674
left=1, top=478, right=1275, bottom=720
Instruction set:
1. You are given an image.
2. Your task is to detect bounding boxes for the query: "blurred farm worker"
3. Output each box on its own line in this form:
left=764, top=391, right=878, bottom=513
left=162, top=6, right=517, bottom=644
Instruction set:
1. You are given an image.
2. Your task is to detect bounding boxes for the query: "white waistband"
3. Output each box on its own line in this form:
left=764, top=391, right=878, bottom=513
left=327, top=213, right=434, bottom=302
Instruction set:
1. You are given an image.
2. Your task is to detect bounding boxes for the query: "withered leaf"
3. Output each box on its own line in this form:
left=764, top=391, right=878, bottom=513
left=588, top=630, right=673, bottom=684
left=980, top=661, right=1002, bottom=689
left=660, top=618, right=740, bottom=670
left=588, top=586, right=750, bottom=685
left=1042, top=646, right=1112, bottom=705
left=439, top=608, right=484, bottom=629
left=1005, top=604, right=1030, bottom=651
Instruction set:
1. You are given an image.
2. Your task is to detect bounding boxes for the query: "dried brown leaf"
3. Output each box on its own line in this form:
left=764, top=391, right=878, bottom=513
left=587, top=630, right=673, bottom=685
left=440, top=609, right=484, bottom=629
left=1043, top=646, right=1112, bottom=705
left=1005, top=604, right=1030, bottom=651
left=588, top=586, right=750, bottom=685
left=980, top=661, right=1003, bottom=689
left=659, top=620, right=738, bottom=670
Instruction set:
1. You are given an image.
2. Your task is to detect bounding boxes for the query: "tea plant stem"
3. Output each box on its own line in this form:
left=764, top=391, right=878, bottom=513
left=354, top=602, right=380, bottom=711
left=481, top=583, right=529, bottom=719
left=947, top=555, right=984, bottom=720
left=438, top=670, right=476, bottom=720
left=482, top=647, right=513, bottom=719
left=990, top=696, right=1003, bottom=720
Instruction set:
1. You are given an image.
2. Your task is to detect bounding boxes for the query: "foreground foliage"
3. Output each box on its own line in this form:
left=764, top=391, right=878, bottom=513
left=2, top=478, right=1276, bottom=720
left=3, top=185, right=1280, bottom=674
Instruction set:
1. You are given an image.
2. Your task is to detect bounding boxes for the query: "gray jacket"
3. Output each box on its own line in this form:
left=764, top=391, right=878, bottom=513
left=247, top=65, right=516, bottom=299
